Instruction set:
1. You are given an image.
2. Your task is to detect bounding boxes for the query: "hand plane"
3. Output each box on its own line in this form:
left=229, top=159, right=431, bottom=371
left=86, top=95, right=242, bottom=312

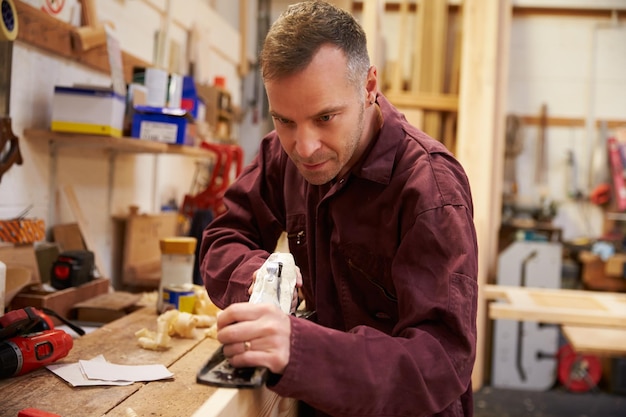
left=197, top=252, right=297, bottom=388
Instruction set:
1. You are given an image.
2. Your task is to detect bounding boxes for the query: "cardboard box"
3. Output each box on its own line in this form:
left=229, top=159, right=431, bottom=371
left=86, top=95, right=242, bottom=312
left=0, top=243, right=40, bottom=284
left=10, top=277, right=110, bottom=323
left=51, top=85, right=126, bottom=137
left=115, top=213, right=179, bottom=287
left=605, top=253, right=626, bottom=278
left=73, top=291, right=141, bottom=323
left=579, top=251, right=626, bottom=292
left=131, top=106, right=193, bottom=145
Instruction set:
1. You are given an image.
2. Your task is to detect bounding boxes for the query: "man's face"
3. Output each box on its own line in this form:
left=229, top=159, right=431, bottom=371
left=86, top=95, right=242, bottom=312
left=265, top=45, right=369, bottom=185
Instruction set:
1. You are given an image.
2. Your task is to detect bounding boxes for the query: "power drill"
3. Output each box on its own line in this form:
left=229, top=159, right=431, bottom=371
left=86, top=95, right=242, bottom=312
left=0, top=307, right=74, bottom=379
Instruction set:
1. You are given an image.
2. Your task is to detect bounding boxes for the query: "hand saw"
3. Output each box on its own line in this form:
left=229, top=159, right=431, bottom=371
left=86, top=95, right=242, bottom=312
left=0, top=0, right=23, bottom=183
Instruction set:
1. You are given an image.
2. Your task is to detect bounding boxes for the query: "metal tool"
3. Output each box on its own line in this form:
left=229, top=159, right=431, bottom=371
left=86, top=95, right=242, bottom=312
left=197, top=254, right=297, bottom=388
left=0, top=0, right=23, bottom=183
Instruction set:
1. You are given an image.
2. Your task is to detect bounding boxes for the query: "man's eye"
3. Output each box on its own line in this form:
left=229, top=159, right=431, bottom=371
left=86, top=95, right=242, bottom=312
left=318, top=114, right=334, bottom=122
left=273, top=117, right=291, bottom=125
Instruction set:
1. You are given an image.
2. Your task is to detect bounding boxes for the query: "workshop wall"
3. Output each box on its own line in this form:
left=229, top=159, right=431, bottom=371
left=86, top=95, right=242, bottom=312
left=358, top=0, right=626, bottom=242
left=0, top=0, right=242, bottom=282
left=507, top=10, right=626, bottom=241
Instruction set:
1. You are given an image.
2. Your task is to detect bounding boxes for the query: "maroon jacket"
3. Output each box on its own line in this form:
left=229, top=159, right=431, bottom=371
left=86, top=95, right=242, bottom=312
left=200, top=94, right=478, bottom=417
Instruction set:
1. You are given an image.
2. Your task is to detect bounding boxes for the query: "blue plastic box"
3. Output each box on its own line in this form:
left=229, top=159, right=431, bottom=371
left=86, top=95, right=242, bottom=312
left=131, top=106, right=193, bottom=145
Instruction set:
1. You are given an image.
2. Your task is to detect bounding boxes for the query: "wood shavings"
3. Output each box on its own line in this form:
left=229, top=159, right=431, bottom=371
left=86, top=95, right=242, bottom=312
left=135, top=288, right=220, bottom=350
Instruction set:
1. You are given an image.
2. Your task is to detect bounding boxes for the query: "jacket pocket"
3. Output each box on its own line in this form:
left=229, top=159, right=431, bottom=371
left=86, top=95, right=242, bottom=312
left=340, top=243, right=398, bottom=331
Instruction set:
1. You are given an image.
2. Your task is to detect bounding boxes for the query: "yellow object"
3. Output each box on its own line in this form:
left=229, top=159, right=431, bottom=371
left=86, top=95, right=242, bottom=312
left=0, top=0, right=18, bottom=41
left=159, top=237, right=197, bottom=255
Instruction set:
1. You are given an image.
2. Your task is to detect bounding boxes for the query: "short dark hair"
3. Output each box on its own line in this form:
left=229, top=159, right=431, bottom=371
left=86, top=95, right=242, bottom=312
left=260, top=1, right=370, bottom=89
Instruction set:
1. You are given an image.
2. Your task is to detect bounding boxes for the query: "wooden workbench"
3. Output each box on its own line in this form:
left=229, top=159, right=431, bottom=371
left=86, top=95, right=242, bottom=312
left=0, top=307, right=297, bottom=417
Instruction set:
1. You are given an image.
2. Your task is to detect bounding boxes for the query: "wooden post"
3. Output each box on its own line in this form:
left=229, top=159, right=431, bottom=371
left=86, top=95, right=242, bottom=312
left=455, top=0, right=512, bottom=390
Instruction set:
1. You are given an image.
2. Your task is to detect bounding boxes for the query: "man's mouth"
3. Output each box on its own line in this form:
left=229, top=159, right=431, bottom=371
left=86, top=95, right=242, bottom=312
left=301, top=161, right=326, bottom=170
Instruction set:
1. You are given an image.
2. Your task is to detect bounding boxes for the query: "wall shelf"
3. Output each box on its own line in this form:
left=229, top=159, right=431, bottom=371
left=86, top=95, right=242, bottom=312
left=24, top=128, right=214, bottom=230
left=24, top=129, right=214, bottom=158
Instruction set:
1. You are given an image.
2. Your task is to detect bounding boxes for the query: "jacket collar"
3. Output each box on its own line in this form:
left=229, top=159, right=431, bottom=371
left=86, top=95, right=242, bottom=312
left=352, top=93, right=406, bottom=185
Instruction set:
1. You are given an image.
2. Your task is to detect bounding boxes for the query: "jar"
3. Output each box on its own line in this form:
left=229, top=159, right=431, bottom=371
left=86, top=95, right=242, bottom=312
left=157, top=237, right=197, bottom=313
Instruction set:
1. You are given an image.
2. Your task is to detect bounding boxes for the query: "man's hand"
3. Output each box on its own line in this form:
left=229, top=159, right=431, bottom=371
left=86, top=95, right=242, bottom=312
left=217, top=302, right=292, bottom=374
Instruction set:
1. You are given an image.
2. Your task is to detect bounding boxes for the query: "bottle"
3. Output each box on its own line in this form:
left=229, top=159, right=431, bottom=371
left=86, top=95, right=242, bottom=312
left=157, top=237, right=197, bottom=313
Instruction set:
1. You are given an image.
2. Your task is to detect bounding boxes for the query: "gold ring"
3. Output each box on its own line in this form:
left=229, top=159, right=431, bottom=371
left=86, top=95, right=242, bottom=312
left=243, top=341, right=251, bottom=351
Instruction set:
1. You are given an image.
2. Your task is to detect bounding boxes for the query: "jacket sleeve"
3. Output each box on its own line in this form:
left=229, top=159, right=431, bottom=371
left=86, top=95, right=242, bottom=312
left=270, top=203, right=478, bottom=417
left=199, top=136, right=287, bottom=309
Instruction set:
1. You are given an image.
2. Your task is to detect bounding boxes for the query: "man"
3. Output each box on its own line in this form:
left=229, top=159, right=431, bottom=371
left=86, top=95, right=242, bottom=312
left=199, top=1, right=478, bottom=416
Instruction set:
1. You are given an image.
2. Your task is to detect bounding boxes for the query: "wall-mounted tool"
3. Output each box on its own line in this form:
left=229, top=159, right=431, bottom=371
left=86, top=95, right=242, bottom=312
left=0, top=0, right=23, bottom=183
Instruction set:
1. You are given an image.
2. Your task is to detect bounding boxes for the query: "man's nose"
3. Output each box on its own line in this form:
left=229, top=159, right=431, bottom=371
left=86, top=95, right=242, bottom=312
left=294, top=126, right=322, bottom=158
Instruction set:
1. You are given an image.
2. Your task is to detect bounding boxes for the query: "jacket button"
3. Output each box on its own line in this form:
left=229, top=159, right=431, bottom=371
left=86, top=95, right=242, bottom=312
left=375, top=311, right=391, bottom=320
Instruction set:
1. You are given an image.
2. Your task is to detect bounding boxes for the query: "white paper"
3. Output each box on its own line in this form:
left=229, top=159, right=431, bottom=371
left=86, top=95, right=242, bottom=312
left=79, top=359, right=174, bottom=382
left=47, top=355, right=133, bottom=387
left=47, top=355, right=174, bottom=386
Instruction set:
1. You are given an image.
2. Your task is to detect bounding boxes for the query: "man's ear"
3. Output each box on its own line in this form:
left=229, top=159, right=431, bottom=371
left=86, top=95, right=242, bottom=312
left=365, top=65, right=378, bottom=104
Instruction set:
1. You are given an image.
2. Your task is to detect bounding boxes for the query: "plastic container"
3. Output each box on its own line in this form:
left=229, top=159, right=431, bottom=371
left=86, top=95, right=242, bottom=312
left=157, top=237, right=197, bottom=313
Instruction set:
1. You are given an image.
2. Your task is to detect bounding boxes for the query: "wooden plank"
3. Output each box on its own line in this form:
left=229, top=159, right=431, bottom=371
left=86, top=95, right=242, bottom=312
left=52, top=222, right=86, bottom=251
left=456, top=0, right=512, bottom=390
left=442, top=4, right=464, bottom=152
left=562, top=325, right=626, bottom=356
left=105, top=336, right=223, bottom=417
left=520, top=115, right=626, bottom=129
left=191, top=386, right=297, bottom=417
left=15, top=0, right=150, bottom=84
left=384, top=91, right=458, bottom=112
left=25, top=129, right=217, bottom=158
left=410, top=0, right=425, bottom=92
left=486, top=284, right=626, bottom=328
left=419, top=0, right=448, bottom=139
left=389, top=0, right=410, bottom=93
left=63, top=185, right=107, bottom=277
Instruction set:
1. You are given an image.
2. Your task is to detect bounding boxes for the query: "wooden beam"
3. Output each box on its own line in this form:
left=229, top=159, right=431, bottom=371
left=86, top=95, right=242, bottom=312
left=385, top=91, right=459, bottom=112
left=485, top=285, right=626, bottom=328
left=352, top=1, right=626, bottom=18
left=520, top=115, right=626, bottom=129
left=360, top=0, right=385, bottom=71
left=455, top=0, right=512, bottom=391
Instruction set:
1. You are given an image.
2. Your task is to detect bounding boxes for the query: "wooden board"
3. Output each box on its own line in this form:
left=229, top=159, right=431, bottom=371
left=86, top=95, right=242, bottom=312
left=0, top=306, right=296, bottom=417
left=485, top=285, right=626, bottom=328
left=562, top=325, right=626, bottom=356
left=456, top=0, right=512, bottom=390
left=52, top=223, right=86, bottom=251
left=104, top=336, right=223, bottom=417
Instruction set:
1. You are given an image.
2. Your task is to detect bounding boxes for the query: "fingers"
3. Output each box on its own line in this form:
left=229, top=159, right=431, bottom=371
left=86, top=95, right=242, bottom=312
left=295, top=266, right=303, bottom=288
left=217, top=303, right=292, bottom=374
